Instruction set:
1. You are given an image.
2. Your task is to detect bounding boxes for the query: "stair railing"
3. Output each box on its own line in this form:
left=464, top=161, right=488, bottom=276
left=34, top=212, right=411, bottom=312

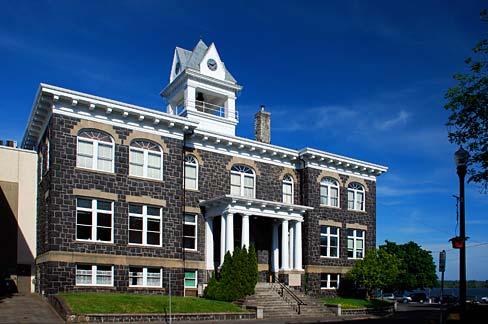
left=270, top=274, right=306, bottom=314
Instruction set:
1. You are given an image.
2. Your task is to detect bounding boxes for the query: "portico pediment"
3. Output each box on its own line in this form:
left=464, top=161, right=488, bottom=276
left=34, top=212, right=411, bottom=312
left=199, top=195, right=313, bottom=221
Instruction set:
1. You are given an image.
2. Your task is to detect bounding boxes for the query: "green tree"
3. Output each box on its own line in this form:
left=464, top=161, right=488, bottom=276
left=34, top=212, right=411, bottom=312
left=203, top=245, right=258, bottom=301
left=444, top=9, right=488, bottom=192
left=346, top=249, right=402, bottom=300
left=380, top=241, right=438, bottom=292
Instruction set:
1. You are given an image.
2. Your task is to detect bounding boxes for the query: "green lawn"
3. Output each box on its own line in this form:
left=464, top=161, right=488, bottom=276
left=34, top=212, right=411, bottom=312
left=321, top=297, right=392, bottom=309
left=59, top=293, right=246, bottom=314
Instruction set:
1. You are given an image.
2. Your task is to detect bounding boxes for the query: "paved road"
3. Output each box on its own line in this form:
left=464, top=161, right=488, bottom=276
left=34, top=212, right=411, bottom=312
left=0, top=293, right=63, bottom=323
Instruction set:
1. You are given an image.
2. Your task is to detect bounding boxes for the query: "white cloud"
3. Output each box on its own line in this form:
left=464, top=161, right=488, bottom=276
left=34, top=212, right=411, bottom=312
left=376, top=110, right=409, bottom=130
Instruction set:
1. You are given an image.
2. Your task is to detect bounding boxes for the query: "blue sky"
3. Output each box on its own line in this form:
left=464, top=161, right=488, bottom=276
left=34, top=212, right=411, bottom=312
left=1, top=1, right=487, bottom=280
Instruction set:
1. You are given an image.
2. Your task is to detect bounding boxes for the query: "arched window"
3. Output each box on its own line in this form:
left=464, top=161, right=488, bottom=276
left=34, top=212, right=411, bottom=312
left=348, top=182, right=365, bottom=211
left=282, top=174, right=294, bottom=204
left=77, top=130, right=114, bottom=172
left=184, top=155, right=198, bottom=190
left=129, top=140, right=163, bottom=180
left=320, top=177, right=339, bottom=207
left=230, top=165, right=255, bottom=198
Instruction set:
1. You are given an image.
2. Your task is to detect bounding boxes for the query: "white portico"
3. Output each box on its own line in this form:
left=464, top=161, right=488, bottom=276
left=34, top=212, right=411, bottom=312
left=200, top=195, right=313, bottom=273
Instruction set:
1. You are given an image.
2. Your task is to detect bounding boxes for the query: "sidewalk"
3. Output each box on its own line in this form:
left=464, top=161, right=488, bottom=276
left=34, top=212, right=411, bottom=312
left=0, top=293, right=63, bottom=323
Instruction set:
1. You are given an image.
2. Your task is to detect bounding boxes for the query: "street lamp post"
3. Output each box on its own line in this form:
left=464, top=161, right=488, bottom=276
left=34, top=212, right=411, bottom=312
left=454, top=147, right=469, bottom=318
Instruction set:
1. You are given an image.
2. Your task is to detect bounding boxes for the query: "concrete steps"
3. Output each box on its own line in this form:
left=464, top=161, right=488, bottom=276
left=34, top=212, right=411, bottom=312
left=244, top=282, right=337, bottom=319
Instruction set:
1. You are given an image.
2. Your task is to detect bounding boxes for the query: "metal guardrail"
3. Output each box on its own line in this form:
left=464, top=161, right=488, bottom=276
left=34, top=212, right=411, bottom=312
left=175, top=100, right=239, bottom=120
left=271, top=274, right=306, bottom=315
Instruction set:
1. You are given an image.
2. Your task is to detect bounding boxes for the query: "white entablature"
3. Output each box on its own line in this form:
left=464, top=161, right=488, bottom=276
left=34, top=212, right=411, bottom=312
left=22, top=84, right=198, bottom=149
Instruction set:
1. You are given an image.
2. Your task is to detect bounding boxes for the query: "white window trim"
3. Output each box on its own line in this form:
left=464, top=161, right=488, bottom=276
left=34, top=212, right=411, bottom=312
left=282, top=175, right=294, bottom=204
left=320, top=177, right=339, bottom=208
left=129, top=144, right=163, bottom=181
left=128, top=205, right=163, bottom=247
left=320, top=226, right=340, bottom=258
left=129, top=267, right=163, bottom=288
left=75, top=264, right=114, bottom=287
left=184, top=155, right=199, bottom=190
left=76, top=134, right=115, bottom=173
left=347, top=183, right=365, bottom=211
left=76, top=198, right=114, bottom=243
left=46, top=137, right=50, bottom=173
left=320, top=273, right=340, bottom=290
left=230, top=165, right=256, bottom=198
left=347, top=229, right=365, bottom=260
left=184, top=214, right=198, bottom=251
left=184, top=270, right=198, bottom=288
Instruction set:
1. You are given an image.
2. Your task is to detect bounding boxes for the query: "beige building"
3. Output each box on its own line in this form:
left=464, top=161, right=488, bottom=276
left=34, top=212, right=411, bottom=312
left=0, top=143, right=37, bottom=293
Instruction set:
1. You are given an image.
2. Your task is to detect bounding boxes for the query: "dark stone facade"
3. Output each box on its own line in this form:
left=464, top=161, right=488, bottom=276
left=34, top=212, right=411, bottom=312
left=36, top=113, right=378, bottom=297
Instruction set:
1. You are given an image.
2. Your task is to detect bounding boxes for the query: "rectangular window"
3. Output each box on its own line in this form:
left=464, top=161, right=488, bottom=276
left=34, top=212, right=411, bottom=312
left=76, top=264, right=113, bottom=286
left=185, top=163, right=197, bottom=189
left=243, top=176, right=254, bottom=198
left=230, top=173, right=241, bottom=196
left=76, top=198, right=113, bottom=243
left=347, top=229, right=365, bottom=259
left=283, top=182, right=293, bottom=204
left=129, top=267, right=163, bottom=288
left=320, top=226, right=339, bottom=258
left=128, top=204, right=162, bottom=246
left=184, top=270, right=197, bottom=288
left=77, top=139, right=94, bottom=169
left=184, top=214, right=197, bottom=250
left=320, top=273, right=340, bottom=289
left=129, top=149, right=144, bottom=177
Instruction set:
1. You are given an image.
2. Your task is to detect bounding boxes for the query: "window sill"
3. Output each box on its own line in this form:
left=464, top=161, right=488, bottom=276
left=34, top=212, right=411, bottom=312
left=320, top=287, right=338, bottom=290
left=75, top=167, right=115, bottom=176
left=319, top=205, right=341, bottom=210
left=75, top=284, right=114, bottom=288
left=347, top=209, right=367, bottom=214
left=128, top=243, right=163, bottom=248
left=184, top=249, right=198, bottom=253
left=185, top=188, right=199, bottom=192
left=128, top=175, right=164, bottom=183
left=320, top=256, right=339, bottom=259
left=74, top=240, right=114, bottom=245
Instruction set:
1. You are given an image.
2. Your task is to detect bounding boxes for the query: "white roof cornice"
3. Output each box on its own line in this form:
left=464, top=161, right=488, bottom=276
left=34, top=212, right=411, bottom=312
left=160, top=69, right=243, bottom=98
left=299, top=148, right=388, bottom=177
left=22, top=84, right=198, bottom=149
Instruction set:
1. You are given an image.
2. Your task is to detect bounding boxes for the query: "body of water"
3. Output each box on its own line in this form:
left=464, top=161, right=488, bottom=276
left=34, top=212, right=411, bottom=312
left=420, top=288, right=488, bottom=301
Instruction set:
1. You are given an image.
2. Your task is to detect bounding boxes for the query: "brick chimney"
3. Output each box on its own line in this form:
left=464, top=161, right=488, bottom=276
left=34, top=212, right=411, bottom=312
left=254, top=105, right=271, bottom=144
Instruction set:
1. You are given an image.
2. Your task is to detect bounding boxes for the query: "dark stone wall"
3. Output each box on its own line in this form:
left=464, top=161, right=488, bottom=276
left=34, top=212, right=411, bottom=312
left=46, top=114, right=184, bottom=258
left=301, top=168, right=376, bottom=296
left=37, top=261, right=184, bottom=296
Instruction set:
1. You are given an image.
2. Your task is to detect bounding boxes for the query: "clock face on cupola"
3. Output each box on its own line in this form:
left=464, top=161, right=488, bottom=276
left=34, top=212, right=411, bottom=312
left=207, top=59, right=217, bottom=71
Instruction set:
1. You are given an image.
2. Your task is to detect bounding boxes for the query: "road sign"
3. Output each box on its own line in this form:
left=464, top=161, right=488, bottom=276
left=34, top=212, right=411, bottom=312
left=439, top=250, right=446, bottom=272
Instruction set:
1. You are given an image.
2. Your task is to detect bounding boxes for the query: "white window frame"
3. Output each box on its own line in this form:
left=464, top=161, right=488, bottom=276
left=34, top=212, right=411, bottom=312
left=282, top=174, right=294, bottom=204
left=76, top=198, right=114, bottom=243
left=184, top=155, right=198, bottom=190
left=230, top=165, right=256, bottom=198
left=320, top=226, right=340, bottom=258
left=347, top=229, right=365, bottom=259
left=347, top=182, right=365, bottom=211
left=46, top=137, right=50, bottom=173
left=320, top=177, right=339, bottom=207
left=75, top=264, right=114, bottom=287
left=129, top=267, right=163, bottom=288
left=183, top=214, right=197, bottom=251
left=129, top=140, right=163, bottom=180
left=184, top=270, right=198, bottom=288
left=76, top=130, right=115, bottom=173
left=128, top=204, right=163, bottom=247
left=320, top=273, right=340, bottom=290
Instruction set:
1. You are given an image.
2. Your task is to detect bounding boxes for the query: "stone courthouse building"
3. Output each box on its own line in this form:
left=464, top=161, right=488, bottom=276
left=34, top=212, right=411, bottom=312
left=21, top=40, right=387, bottom=297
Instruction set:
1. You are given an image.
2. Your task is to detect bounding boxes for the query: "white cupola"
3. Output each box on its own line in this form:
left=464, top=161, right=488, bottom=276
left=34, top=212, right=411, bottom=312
left=161, top=40, right=243, bottom=136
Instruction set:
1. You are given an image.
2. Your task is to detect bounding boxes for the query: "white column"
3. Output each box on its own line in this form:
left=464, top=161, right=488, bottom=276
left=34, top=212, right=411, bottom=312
left=226, top=213, right=234, bottom=254
left=205, top=218, right=214, bottom=270
left=281, top=219, right=289, bottom=270
left=289, top=222, right=294, bottom=270
left=220, top=214, right=226, bottom=265
left=294, top=221, right=303, bottom=270
left=184, top=85, right=196, bottom=111
left=225, top=96, right=236, bottom=121
left=241, top=214, right=250, bottom=249
left=271, top=222, right=280, bottom=272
